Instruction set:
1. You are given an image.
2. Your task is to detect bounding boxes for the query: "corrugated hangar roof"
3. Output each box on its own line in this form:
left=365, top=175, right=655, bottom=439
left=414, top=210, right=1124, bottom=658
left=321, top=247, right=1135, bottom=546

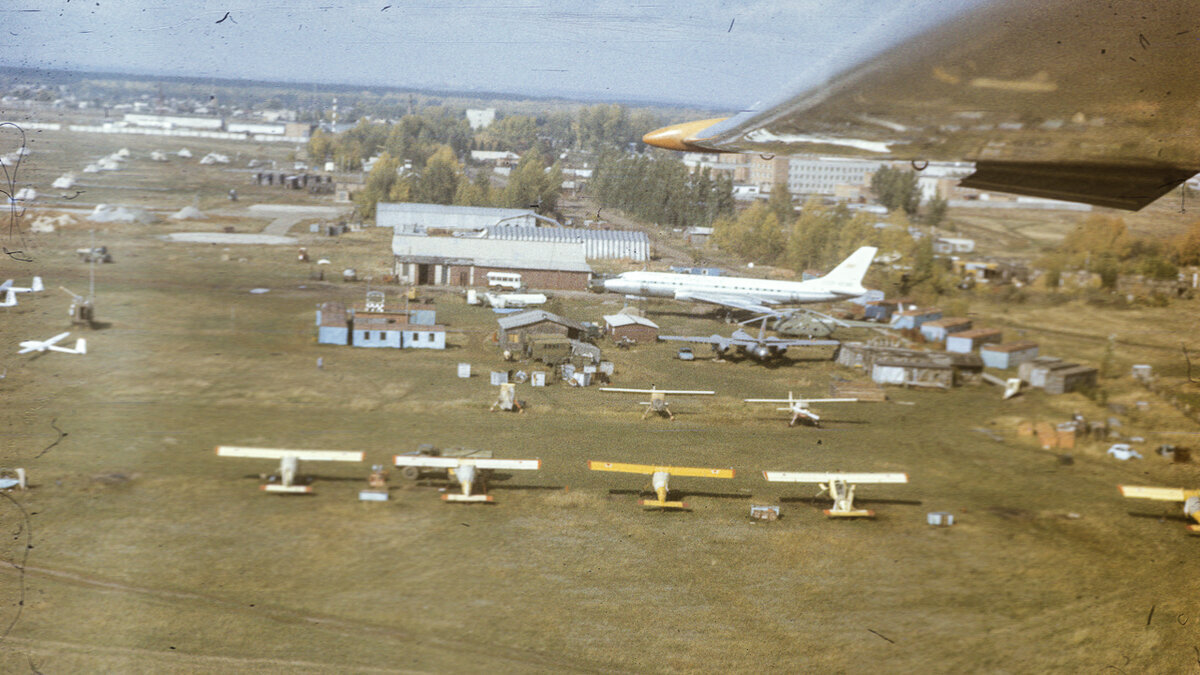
left=496, top=309, right=586, bottom=332
left=392, top=232, right=591, bottom=273
left=377, top=202, right=537, bottom=229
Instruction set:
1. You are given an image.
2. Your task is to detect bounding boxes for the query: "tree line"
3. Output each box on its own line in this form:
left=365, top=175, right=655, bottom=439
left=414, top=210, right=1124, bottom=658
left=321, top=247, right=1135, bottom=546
left=590, top=152, right=735, bottom=229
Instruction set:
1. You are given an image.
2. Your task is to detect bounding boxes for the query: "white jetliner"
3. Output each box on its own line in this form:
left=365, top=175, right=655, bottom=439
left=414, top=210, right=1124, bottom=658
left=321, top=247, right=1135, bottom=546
left=18, top=332, right=86, bottom=355
left=603, top=247, right=876, bottom=316
left=0, top=276, right=44, bottom=294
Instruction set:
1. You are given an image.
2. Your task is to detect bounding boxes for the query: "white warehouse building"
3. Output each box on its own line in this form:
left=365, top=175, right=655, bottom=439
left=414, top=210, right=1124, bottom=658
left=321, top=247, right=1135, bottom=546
left=376, top=202, right=542, bottom=230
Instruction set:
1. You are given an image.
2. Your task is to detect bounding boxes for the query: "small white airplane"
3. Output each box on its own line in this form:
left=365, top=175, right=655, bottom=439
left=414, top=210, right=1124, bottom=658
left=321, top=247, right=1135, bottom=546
left=0, top=276, right=44, bottom=294
left=743, top=392, right=860, bottom=427
left=599, top=385, right=716, bottom=420
left=1119, top=485, right=1200, bottom=535
left=18, top=332, right=86, bottom=355
left=216, top=445, right=365, bottom=494
left=483, top=292, right=547, bottom=309
left=602, top=247, right=876, bottom=317
left=392, top=454, right=541, bottom=503
left=763, top=471, right=909, bottom=518
left=588, top=461, right=734, bottom=509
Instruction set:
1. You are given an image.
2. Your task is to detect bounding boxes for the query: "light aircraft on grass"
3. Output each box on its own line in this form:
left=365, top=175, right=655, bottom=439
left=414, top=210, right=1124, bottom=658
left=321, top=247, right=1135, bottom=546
left=18, top=332, right=86, bottom=355
left=216, top=446, right=365, bottom=494
left=0, top=276, right=43, bottom=294
left=599, top=385, right=715, bottom=420
left=588, top=461, right=734, bottom=509
left=1119, top=485, right=1200, bottom=535
left=659, top=317, right=839, bottom=362
left=392, top=454, right=540, bottom=503
left=743, top=392, right=861, bottom=427
left=641, top=1, right=1200, bottom=211
left=763, top=471, right=909, bottom=517
left=603, top=247, right=876, bottom=318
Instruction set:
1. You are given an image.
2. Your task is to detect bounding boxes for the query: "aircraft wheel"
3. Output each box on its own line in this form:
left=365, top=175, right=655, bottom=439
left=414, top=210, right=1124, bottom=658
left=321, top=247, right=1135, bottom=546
left=400, top=466, right=421, bottom=481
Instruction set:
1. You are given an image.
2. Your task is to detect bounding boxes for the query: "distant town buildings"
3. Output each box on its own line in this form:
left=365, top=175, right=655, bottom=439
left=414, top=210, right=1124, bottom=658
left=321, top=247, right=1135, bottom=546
left=466, top=108, right=496, bottom=130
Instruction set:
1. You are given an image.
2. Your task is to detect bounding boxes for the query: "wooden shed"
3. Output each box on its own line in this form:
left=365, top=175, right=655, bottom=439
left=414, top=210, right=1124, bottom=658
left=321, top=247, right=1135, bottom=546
left=890, top=307, right=943, bottom=330
left=1044, top=365, right=1099, bottom=394
left=604, top=313, right=659, bottom=344
left=946, top=328, right=1003, bottom=354
left=920, top=317, right=972, bottom=343
left=497, top=309, right=586, bottom=345
left=980, top=341, right=1040, bottom=369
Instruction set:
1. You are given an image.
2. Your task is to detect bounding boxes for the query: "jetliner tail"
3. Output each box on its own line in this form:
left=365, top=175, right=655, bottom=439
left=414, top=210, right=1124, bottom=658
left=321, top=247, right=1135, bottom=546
left=820, top=246, right=877, bottom=294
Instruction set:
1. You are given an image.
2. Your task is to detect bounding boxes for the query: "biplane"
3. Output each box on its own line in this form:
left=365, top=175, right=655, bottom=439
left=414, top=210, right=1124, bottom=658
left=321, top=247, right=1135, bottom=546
left=763, top=471, right=908, bottom=517
left=216, top=446, right=365, bottom=494
left=393, top=454, right=540, bottom=503
left=18, top=332, right=86, bottom=355
left=743, top=392, right=859, bottom=427
left=1119, top=485, right=1200, bottom=535
left=588, top=461, right=734, bottom=509
left=599, top=385, right=715, bottom=420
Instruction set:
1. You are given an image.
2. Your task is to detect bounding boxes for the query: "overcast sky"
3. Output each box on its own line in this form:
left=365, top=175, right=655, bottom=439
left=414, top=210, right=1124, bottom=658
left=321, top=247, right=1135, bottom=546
left=0, top=1, right=981, bottom=110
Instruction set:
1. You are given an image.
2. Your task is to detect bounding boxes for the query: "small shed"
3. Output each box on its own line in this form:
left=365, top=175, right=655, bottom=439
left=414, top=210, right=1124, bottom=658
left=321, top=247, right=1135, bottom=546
left=920, top=317, right=972, bottom=343
left=872, top=357, right=956, bottom=389
left=863, top=301, right=898, bottom=322
left=604, top=313, right=659, bottom=344
left=890, top=307, right=943, bottom=330
left=1019, top=357, right=1085, bottom=389
left=946, top=328, right=1003, bottom=354
left=497, top=309, right=586, bottom=345
left=1044, top=365, right=1099, bottom=394
left=980, top=341, right=1040, bottom=369
left=316, top=301, right=350, bottom=345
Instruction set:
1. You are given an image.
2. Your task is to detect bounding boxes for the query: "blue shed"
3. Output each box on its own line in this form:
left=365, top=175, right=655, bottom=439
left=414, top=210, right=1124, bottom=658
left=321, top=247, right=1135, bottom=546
left=317, top=302, right=350, bottom=345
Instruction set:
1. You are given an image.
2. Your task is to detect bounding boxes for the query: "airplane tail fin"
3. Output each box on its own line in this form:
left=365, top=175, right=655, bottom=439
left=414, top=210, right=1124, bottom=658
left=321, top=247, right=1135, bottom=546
left=75, top=339, right=87, bottom=355
left=30, top=276, right=44, bottom=293
left=820, top=246, right=877, bottom=295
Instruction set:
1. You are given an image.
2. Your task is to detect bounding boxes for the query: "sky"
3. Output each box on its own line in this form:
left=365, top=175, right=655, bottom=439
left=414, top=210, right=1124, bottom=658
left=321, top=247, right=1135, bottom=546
left=0, top=1, right=981, bottom=110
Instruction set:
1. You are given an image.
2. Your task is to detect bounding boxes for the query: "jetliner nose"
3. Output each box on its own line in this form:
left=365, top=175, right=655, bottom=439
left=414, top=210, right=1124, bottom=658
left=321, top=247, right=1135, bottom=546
left=643, top=118, right=728, bottom=152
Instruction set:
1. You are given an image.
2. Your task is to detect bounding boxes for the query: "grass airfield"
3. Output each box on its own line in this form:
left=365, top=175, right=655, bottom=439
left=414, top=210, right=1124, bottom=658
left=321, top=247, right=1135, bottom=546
left=2, top=133, right=1200, bottom=672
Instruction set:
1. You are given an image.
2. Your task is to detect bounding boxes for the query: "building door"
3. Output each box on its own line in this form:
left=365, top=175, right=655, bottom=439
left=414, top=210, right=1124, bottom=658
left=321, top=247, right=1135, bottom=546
left=457, top=270, right=468, bottom=286
left=417, top=264, right=431, bottom=285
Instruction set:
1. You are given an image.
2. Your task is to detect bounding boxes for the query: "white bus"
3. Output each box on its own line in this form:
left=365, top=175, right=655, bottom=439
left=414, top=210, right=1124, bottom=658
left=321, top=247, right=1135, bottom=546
left=485, top=271, right=523, bottom=290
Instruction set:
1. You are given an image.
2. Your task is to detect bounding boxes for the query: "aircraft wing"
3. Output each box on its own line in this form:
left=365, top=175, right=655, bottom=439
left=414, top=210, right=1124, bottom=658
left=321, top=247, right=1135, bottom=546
left=673, top=291, right=779, bottom=316
left=1119, top=485, right=1198, bottom=501
left=644, top=0, right=1200, bottom=210
left=216, top=446, right=365, bottom=462
left=764, top=471, right=908, bottom=484
left=588, top=461, right=733, bottom=478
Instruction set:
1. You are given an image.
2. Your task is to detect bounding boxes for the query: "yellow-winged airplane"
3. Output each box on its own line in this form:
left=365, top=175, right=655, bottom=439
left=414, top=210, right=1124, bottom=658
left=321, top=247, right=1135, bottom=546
left=1119, top=485, right=1200, bottom=535
left=644, top=0, right=1200, bottom=211
left=588, top=461, right=734, bottom=509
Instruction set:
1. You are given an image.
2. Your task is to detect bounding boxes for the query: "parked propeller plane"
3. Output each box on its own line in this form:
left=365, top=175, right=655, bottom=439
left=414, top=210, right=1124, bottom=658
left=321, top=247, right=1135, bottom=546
left=18, top=332, right=86, bottom=355
left=764, top=471, right=909, bottom=517
left=216, top=446, right=365, bottom=494
left=588, top=461, right=734, bottom=509
left=743, top=392, right=860, bottom=427
left=392, top=454, right=540, bottom=503
left=599, top=385, right=715, bottom=420
left=1119, top=485, right=1200, bottom=535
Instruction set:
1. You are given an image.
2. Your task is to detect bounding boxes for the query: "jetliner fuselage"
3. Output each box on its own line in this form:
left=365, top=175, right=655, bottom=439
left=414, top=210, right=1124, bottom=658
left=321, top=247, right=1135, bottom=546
left=602, top=272, right=862, bottom=305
